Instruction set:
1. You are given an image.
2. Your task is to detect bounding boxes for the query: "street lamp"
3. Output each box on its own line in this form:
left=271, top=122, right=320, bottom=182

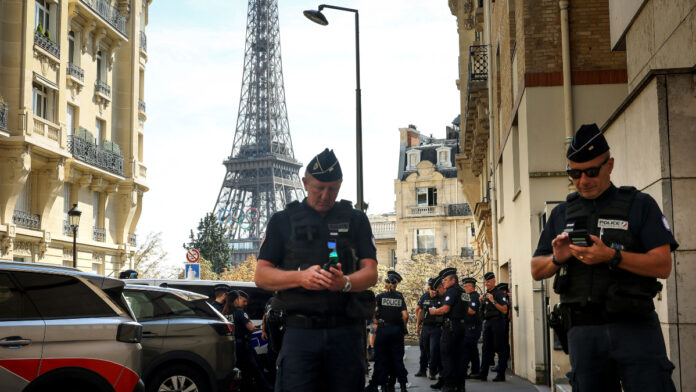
left=304, top=4, right=365, bottom=211
left=68, top=203, right=81, bottom=268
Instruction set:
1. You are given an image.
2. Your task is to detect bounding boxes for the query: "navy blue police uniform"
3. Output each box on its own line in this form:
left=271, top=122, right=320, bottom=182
left=229, top=293, right=273, bottom=391
left=262, top=295, right=285, bottom=383
left=210, top=283, right=229, bottom=313
left=477, top=276, right=509, bottom=381
left=437, top=269, right=470, bottom=392
left=258, top=149, right=377, bottom=392
left=417, top=289, right=443, bottom=378
left=371, top=283, right=409, bottom=390
left=461, top=278, right=482, bottom=377
left=534, top=123, right=678, bottom=391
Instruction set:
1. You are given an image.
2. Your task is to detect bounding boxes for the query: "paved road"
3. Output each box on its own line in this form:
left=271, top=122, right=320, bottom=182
left=368, top=345, right=544, bottom=392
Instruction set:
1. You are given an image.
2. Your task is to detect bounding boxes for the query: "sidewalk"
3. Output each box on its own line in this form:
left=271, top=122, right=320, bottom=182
left=377, top=345, right=545, bottom=392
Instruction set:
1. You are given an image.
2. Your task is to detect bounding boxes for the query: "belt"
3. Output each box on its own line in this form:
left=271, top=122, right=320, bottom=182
left=286, top=314, right=358, bottom=329
left=484, top=315, right=503, bottom=321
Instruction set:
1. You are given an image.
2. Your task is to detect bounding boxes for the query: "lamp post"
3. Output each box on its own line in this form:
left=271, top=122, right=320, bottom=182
left=304, top=4, right=365, bottom=211
left=68, top=203, right=81, bottom=268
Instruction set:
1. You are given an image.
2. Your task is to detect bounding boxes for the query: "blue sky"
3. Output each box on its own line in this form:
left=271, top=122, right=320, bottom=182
left=138, top=0, right=460, bottom=266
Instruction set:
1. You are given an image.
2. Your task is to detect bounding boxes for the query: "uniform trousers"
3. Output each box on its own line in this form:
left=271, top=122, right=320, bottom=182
left=419, top=324, right=442, bottom=375
left=235, top=338, right=272, bottom=390
left=462, top=322, right=481, bottom=374
left=479, top=317, right=508, bottom=378
left=440, top=321, right=468, bottom=389
left=372, top=323, right=408, bottom=385
left=275, top=324, right=365, bottom=392
left=567, top=311, right=676, bottom=392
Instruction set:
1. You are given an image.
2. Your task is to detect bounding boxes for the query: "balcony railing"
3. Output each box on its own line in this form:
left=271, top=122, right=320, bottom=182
left=448, top=203, right=473, bottom=216
left=13, top=210, right=41, bottom=230
left=128, top=233, right=137, bottom=247
left=461, top=247, right=474, bottom=258
left=63, top=219, right=74, bottom=237
left=140, top=31, right=147, bottom=52
left=68, top=135, right=124, bottom=176
left=93, top=227, right=106, bottom=242
left=408, top=205, right=446, bottom=217
left=34, top=30, right=60, bottom=58
left=95, top=80, right=111, bottom=99
left=0, top=102, right=7, bottom=131
left=371, top=221, right=396, bottom=239
left=138, top=100, right=146, bottom=113
left=469, top=45, right=488, bottom=82
left=67, top=63, right=85, bottom=82
left=32, top=116, right=61, bottom=142
left=80, top=0, right=127, bottom=37
left=412, top=248, right=437, bottom=256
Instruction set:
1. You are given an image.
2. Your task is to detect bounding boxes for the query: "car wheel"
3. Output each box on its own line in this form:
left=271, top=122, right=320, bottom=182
left=148, top=364, right=210, bottom=392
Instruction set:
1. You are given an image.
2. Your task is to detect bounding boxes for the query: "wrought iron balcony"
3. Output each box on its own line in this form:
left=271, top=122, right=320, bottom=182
left=461, top=247, right=474, bottom=258
left=128, top=233, right=137, bottom=247
left=34, top=30, right=60, bottom=58
left=469, top=45, right=488, bottom=82
left=68, top=135, right=124, bottom=176
left=138, top=100, right=146, bottom=113
left=140, top=31, right=147, bottom=52
left=412, top=248, right=437, bottom=256
left=63, top=219, right=74, bottom=237
left=93, top=227, right=106, bottom=242
left=13, top=210, right=41, bottom=230
left=80, top=0, right=127, bottom=37
left=0, top=102, right=7, bottom=131
left=95, top=80, right=111, bottom=99
left=448, top=203, right=473, bottom=216
left=67, top=63, right=85, bottom=82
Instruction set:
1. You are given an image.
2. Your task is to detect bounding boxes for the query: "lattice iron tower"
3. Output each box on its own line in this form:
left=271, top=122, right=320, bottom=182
left=213, top=0, right=305, bottom=264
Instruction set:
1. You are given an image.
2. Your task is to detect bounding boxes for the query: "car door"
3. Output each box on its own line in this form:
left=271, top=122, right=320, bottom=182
left=123, top=289, right=168, bottom=368
left=0, top=272, right=45, bottom=392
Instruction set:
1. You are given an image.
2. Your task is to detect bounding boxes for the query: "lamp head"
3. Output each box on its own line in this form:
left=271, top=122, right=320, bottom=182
left=68, top=203, right=82, bottom=227
left=303, top=9, right=328, bottom=25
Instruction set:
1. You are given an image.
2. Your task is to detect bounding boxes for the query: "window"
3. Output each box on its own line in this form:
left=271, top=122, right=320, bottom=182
left=68, top=31, right=75, bottom=63
left=96, top=51, right=104, bottom=82
left=497, top=161, right=505, bottom=219
left=92, top=191, right=100, bottom=227
left=124, top=291, right=155, bottom=320
left=416, top=187, right=437, bottom=206
left=32, top=83, right=48, bottom=120
left=66, top=105, right=75, bottom=136
left=15, top=176, right=31, bottom=214
left=443, top=235, right=448, bottom=250
left=512, top=125, right=521, bottom=197
left=406, top=150, right=421, bottom=170
left=63, top=184, right=71, bottom=220
left=95, top=118, right=104, bottom=145
left=414, top=229, right=435, bottom=251
left=34, top=0, right=49, bottom=32
left=0, top=273, right=40, bottom=320
left=436, top=147, right=451, bottom=167
left=13, top=272, right=117, bottom=318
left=390, top=249, right=396, bottom=267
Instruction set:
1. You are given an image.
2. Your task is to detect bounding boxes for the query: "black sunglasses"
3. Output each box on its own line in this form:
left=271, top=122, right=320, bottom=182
left=566, top=157, right=609, bottom=179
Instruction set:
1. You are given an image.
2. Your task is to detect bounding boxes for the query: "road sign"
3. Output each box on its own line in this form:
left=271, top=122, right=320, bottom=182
left=186, top=248, right=200, bottom=263
left=185, top=263, right=200, bottom=280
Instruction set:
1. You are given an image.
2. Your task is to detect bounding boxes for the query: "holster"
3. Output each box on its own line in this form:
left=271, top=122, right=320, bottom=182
left=548, top=303, right=570, bottom=354
left=442, top=318, right=453, bottom=332
left=553, top=264, right=570, bottom=294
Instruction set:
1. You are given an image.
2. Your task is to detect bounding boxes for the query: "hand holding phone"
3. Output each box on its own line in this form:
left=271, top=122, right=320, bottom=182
left=568, top=229, right=593, bottom=247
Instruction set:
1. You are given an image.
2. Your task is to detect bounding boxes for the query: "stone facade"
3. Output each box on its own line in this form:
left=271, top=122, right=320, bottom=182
left=0, top=0, right=151, bottom=275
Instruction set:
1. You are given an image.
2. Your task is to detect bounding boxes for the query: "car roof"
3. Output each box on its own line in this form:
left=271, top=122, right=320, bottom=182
left=0, top=261, right=125, bottom=290
left=124, top=284, right=210, bottom=301
left=122, top=278, right=259, bottom=288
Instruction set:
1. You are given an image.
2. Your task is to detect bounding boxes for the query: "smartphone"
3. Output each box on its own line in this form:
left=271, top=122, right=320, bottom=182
left=323, top=241, right=339, bottom=271
left=569, top=230, right=593, bottom=247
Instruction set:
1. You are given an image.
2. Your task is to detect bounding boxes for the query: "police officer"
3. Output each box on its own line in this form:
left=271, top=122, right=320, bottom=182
left=531, top=123, right=678, bottom=391
left=428, top=268, right=470, bottom=392
left=224, top=290, right=273, bottom=392
left=472, top=272, right=508, bottom=382
left=255, top=148, right=378, bottom=392
left=366, top=271, right=409, bottom=392
left=261, top=293, right=284, bottom=383
left=415, top=278, right=443, bottom=380
left=210, top=283, right=229, bottom=313
left=461, top=277, right=482, bottom=379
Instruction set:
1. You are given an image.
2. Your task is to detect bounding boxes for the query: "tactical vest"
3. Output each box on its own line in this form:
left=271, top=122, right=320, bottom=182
left=421, top=295, right=444, bottom=325
left=483, top=289, right=504, bottom=319
left=560, top=186, right=662, bottom=313
left=377, top=291, right=404, bottom=324
left=275, top=200, right=359, bottom=316
left=447, top=285, right=470, bottom=320
left=464, top=292, right=481, bottom=325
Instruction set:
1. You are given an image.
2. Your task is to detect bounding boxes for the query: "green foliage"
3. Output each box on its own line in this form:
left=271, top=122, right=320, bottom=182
left=44, top=29, right=51, bottom=41
left=36, top=24, right=44, bottom=35
left=183, top=213, right=232, bottom=274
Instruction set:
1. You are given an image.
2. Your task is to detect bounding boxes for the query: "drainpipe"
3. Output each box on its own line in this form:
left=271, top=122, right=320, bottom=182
left=560, top=0, right=574, bottom=151
left=485, top=0, right=499, bottom=273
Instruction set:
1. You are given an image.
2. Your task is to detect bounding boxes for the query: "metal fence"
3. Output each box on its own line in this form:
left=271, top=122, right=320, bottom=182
left=68, top=135, right=124, bottom=176
left=13, top=210, right=41, bottom=230
left=95, top=80, right=111, bottom=98
left=67, top=63, right=84, bottom=82
left=93, top=227, right=106, bottom=242
left=80, top=0, right=127, bottom=36
left=0, top=102, right=7, bottom=131
left=140, top=31, right=147, bottom=52
left=469, top=45, right=488, bottom=82
left=34, top=30, right=60, bottom=58
left=448, top=203, right=473, bottom=216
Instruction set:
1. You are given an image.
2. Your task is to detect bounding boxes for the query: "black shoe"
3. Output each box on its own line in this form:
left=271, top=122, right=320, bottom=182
left=430, top=379, right=444, bottom=389
left=471, top=373, right=487, bottom=381
left=415, top=370, right=427, bottom=377
left=400, top=382, right=408, bottom=392
left=492, top=376, right=505, bottom=382
left=429, top=373, right=437, bottom=380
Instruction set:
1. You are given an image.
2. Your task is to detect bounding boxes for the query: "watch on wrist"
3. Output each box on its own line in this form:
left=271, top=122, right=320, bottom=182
left=609, top=246, right=622, bottom=269
left=342, top=275, right=352, bottom=292
left=551, top=254, right=562, bottom=266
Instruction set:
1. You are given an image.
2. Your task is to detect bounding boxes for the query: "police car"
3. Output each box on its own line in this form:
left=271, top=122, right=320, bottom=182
left=122, top=279, right=273, bottom=355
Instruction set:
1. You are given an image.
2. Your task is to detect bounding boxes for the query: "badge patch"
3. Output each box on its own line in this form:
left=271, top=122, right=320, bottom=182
left=382, top=298, right=403, bottom=307
left=328, top=222, right=350, bottom=232
left=598, top=218, right=629, bottom=230
left=662, top=216, right=672, bottom=233
left=461, top=293, right=471, bottom=302
left=371, top=235, right=377, bottom=251
left=445, top=296, right=450, bottom=302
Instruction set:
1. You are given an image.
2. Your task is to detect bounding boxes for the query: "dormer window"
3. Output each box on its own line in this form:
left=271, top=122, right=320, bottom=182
left=436, top=146, right=451, bottom=167
left=406, top=149, right=421, bottom=170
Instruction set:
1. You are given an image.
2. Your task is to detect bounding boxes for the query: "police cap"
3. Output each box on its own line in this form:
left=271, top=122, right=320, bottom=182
left=438, top=267, right=457, bottom=279
left=214, top=284, right=230, bottom=293
left=462, top=277, right=477, bottom=285
left=496, top=282, right=509, bottom=292
left=427, top=278, right=436, bottom=288
left=484, top=271, right=496, bottom=281
left=306, top=148, right=343, bottom=182
left=431, top=276, right=443, bottom=289
left=387, top=270, right=403, bottom=283
left=566, top=123, right=610, bottom=163
left=227, top=290, right=249, bottom=301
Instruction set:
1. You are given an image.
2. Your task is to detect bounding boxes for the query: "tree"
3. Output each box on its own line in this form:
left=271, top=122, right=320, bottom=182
left=183, top=213, right=232, bottom=274
left=219, top=255, right=257, bottom=282
left=134, top=232, right=177, bottom=278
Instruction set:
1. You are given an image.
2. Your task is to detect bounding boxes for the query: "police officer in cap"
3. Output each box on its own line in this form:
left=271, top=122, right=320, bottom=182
left=472, top=272, right=508, bottom=382
left=415, top=278, right=443, bottom=380
left=490, top=282, right=510, bottom=374
left=461, top=277, right=482, bottom=378
left=211, top=283, right=230, bottom=313
left=428, top=268, right=470, bottom=392
left=223, top=290, right=273, bottom=391
left=531, top=123, right=678, bottom=391
left=366, top=271, right=409, bottom=392
left=261, top=293, right=285, bottom=383
left=255, top=148, right=378, bottom=392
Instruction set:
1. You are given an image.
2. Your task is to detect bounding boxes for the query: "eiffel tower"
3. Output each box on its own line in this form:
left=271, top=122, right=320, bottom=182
left=213, top=0, right=305, bottom=264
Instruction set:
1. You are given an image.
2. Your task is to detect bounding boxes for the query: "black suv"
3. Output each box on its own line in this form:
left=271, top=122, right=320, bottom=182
left=123, top=285, right=240, bottom=392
